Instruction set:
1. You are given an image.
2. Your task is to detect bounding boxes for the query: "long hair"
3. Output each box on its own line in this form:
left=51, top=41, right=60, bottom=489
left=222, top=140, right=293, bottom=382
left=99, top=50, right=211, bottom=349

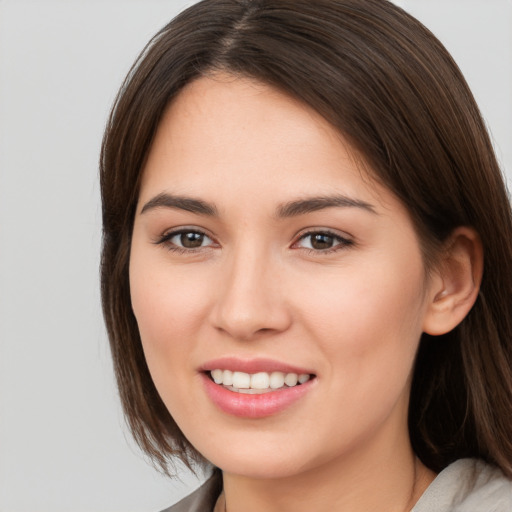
left=100, top=0, right=512, bottom=476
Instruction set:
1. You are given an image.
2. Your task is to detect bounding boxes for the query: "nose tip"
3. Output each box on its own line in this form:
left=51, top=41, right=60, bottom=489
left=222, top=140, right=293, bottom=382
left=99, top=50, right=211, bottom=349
left=215, top=309, right=284, bottom=341
left=211, top=261, right=292, bottom=341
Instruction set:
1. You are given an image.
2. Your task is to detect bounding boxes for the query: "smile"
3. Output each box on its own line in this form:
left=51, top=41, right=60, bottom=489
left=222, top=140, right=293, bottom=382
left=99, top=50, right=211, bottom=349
left=210, top=369, right=311, bottom=394
left=201, top=360, right=316, bottom=418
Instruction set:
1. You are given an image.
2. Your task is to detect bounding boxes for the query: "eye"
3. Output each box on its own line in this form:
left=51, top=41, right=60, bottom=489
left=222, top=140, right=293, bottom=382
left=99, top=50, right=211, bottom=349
left=294, top=231, right=352, bottom=252
left=156, top=229, right=216, bottom=251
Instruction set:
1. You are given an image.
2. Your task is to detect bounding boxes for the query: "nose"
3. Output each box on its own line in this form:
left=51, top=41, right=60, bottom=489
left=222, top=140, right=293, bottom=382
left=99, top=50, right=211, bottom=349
left=210, top=249, right=292, bottom=341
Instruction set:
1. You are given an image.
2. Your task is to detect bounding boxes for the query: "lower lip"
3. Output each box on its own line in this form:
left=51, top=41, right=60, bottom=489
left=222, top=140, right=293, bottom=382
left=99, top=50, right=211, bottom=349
left=201, top=374, right=315, bottom=418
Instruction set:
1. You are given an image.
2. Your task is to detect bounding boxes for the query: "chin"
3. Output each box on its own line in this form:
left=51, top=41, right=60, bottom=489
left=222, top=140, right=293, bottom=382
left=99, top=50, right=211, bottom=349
left=215, top=456, right=306, bottom=480
left=195, top=436, right=317, bottom=480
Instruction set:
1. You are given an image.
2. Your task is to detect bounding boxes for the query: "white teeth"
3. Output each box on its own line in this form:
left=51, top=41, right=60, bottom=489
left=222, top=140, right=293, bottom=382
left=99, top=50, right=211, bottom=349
left=210, top=369, right=312, bottom=391
left=251, top=372, right=270, bottom=390
left=270, top=371, right=285, bottom=389
left=232, top=371, right=251, bottom=389
left=211, top=369, right=223, bottom=384
left=284, top=373, right=298, bottom=387
left=222, top=369, right=233, bottom=386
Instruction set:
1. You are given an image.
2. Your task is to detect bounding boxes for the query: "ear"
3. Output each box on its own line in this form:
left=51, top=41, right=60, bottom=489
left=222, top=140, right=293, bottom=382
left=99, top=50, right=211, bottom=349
left=423, top=227, right=483, bottom=336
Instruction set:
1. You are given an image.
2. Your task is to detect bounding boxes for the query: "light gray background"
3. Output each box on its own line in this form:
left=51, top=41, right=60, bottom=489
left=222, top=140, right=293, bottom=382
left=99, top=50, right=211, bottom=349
left=0, top=1, right=510, bottom=511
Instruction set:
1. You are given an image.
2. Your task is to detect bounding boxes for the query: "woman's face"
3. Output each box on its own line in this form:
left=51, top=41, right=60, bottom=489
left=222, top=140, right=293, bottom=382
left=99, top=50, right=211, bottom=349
left=130, top=75, right=437, bottom=479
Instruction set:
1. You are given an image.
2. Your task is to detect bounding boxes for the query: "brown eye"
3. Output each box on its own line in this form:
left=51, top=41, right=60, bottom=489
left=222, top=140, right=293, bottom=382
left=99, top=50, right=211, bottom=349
left=295, top=231, right=352, bottom=252
left=180, top=232, right=205, bottom=248
left=310, top=233, right=335, bottom=250
left=158, top=229, right=214, bottom=251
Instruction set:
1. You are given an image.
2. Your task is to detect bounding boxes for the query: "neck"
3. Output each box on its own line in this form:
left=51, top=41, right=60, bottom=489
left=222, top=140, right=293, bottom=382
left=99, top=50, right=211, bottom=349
left=220, top=430, right=435, bottom=512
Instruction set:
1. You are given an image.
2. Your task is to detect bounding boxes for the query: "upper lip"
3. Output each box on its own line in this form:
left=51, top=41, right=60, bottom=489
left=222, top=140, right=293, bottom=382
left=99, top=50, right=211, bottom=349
left=200, top=357, right=315, bottom=375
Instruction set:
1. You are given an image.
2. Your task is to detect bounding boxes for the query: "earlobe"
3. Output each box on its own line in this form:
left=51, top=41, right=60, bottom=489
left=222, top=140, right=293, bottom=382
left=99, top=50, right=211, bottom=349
left=423, top=227, right=483, bottom=336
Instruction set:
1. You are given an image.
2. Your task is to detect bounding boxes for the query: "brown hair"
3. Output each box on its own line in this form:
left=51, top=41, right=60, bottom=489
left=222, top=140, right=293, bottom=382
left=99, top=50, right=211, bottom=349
left=100, top=0, right=512, bottom=476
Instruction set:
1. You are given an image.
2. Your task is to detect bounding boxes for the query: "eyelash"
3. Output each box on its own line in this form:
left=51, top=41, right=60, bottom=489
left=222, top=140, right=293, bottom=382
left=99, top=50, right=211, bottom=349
left=293, top=230, right=354, bottom=254
left=154, top=228, right=354, bottom=255
left=154, top=228, right=216, bottom=254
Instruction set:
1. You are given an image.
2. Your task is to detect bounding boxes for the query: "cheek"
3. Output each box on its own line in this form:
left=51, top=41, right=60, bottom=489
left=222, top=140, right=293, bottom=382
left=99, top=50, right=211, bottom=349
left=129, top=256, right=213, bottom=428
left=129, top=253, right=235, bottom=438
left=295, top=253, right=427, bottom=388
left=129, top=248, right=212, bottom=371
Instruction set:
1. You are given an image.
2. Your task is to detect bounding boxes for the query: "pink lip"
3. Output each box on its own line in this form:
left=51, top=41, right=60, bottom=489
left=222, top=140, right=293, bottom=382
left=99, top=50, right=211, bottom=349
left=201, top=375, right=315, bottom=418
left=200, top=358, right=316, bottom=419
left=200, top=357, right=314, bottom=375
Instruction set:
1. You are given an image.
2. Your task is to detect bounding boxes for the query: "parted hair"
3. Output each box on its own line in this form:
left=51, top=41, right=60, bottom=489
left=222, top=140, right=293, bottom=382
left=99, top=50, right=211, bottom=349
left=100, top=0, right=512, bottom=476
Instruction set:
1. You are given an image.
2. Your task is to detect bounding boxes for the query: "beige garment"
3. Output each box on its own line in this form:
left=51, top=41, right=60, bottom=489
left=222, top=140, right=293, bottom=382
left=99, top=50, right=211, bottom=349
left=161, top=470, right=222, bottom=512
left=411, top=459, right=511, bottom=511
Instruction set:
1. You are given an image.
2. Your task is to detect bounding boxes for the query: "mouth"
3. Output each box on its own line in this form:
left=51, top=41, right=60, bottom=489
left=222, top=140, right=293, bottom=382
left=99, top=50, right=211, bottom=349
left=200, top=359, right=317, bottom=418
left=208, top=369, right=313, bottom=394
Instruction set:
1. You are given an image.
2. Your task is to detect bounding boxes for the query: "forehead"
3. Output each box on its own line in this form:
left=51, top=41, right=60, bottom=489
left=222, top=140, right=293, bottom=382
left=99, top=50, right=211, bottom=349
left=139, top=74, right=399, bottom=215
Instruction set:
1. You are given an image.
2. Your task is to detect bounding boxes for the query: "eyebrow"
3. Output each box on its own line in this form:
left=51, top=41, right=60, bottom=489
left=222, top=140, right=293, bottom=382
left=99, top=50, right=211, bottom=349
left=140, top=193, right=218, bottom=216
left=140, top=192, right=376, bottom=218
left=276, top=195, right=376, bottom=217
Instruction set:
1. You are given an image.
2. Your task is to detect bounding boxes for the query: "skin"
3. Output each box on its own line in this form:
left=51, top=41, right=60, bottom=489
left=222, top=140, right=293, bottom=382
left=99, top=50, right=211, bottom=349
left=129, top=74, right=449, bottom=511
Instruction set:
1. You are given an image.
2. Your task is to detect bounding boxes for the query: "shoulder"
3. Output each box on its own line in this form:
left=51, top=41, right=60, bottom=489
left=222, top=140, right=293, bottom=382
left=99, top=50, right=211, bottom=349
left=160, top=471, right=223, bottom=512
left=413, top=458, right=512, bottom=512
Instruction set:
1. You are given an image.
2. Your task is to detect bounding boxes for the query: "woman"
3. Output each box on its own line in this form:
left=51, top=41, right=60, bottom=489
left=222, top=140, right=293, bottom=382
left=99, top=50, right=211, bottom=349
left=100, top=0, right=512, bottom=510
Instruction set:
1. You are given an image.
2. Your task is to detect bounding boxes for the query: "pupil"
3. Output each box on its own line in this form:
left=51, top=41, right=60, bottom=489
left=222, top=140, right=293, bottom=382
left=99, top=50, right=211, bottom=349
left=181, top=232, right=204, bottom=248
left=311, top=234, right=333, bottom=250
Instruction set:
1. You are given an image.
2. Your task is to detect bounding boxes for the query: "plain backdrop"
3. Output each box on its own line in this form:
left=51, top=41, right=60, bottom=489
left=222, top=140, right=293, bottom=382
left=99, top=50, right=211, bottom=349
left=0, top=1, right=510, bottom=511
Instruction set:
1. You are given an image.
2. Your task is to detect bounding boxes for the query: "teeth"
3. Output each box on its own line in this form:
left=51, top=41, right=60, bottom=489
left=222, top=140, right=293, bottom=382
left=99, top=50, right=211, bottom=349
left=211, top=369, right=223, bottom=384
left=270, top=371, right=285, bottom=389
left=223, top=369, right=233, bottom=386
left=232, top=371, right=250, bottom=389
left=298, top=373, right=310, bottom=384
left=251, top=372, right=270, bottom=390
left=284, top=373, right=298, bottom=387
left=210, top=369, right=311, bottom=391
